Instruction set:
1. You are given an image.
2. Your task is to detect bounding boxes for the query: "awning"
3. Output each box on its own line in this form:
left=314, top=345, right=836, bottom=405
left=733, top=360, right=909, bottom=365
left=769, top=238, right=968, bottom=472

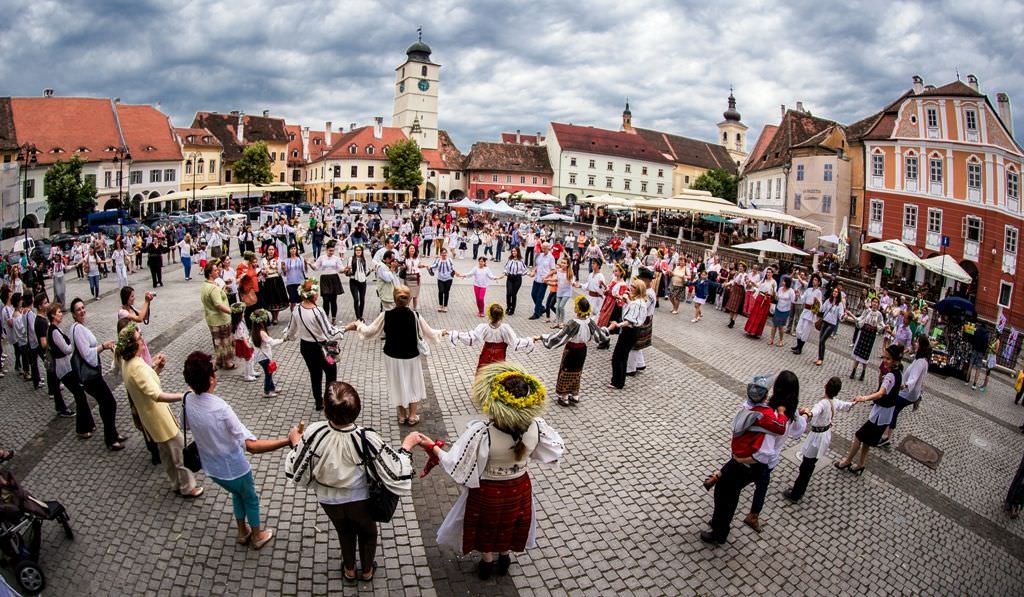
left=733, top=239, right=810, bottom=256
left=719, top=206, right=822, bottom=232
left=862, top=239, right=921, bottom=266
left=920, top=254, right=973, bottom=283
left=147, top=183, right=300, bottom=205
left=578, top=194, right=635, bottom=208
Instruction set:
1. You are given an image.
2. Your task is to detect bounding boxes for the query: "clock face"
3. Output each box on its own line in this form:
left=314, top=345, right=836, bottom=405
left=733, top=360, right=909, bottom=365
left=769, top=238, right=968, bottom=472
left=418, top=79, right=430, bottom=92
left=399, top=82, right=405, bottom=92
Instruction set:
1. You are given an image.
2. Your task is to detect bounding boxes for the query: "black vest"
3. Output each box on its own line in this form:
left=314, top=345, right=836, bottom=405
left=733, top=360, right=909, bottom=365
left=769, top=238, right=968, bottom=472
left=383, top=308, right=419, bottom=359
left=877, top=369, right=903, bottom=409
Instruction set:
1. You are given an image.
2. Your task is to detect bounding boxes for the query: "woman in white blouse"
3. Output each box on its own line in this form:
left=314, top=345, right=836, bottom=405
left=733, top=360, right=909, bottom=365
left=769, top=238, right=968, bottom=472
left=457, top=257, right=504, bottom=318
left=783, top=376, right=854, bottom=502
left=836, top=344, right=905, bottom=474
left=767, top=274, right=795, bottom=347
left=503, top=247, right=527, bottom=316
left=283, top=279, right=346, bottom=411
left=449, top=303, right=533, bottom=371
left=111, top=238, right=130, bottom=289
left=879, top=335, right=931, bottom=447
left=314, top=240, right=346, bottom=324
left=64, top=298, right=125, bottom=449
left=344, top=244, right=369, bottom=322
left=814, top=285, right=846, bottom=366
left=609, top=281, right=646, bottom=389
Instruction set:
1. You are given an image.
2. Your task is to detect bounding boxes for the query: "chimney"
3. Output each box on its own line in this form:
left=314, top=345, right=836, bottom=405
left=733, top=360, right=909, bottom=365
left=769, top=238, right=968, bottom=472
left=374, top=116, right=383, bottom=139
left=113, top=97, right=120, bottom=104
left=924, top=84, right=936, bottom=91
left=42, top=88, right=54, bottom=98
left=262, top=109, right=270, bottom=118
left=967, top=74, right=979, bottom=92
left=780, top=104, right=786, bottom=119
left=325, top=121, right=332, bottom=147
left=516, top=129, right=521, bottom=144
left=537, top=132, right=543, bottom=144
left=301, top=126, right=310, bottom=162
left=236, top=112, right=245, bottom=144
left=997, top=93, right=1014, bottom=139
left=349, top=122, right=357, bottom=131
left=796, top=101, right=804, bottom=113
left=230, top=110, right=239, bottom=116
left=912, top=75, right=924, bottom=95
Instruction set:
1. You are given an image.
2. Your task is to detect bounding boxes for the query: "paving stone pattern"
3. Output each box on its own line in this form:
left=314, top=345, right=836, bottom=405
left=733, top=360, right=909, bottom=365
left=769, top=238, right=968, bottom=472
left=1, top=250, right=1023, bottom=596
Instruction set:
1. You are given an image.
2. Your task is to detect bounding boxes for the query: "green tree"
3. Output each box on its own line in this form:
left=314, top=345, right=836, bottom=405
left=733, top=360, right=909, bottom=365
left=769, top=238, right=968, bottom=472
left=44, top=155, right=97, bottom=229
left=691, top=168, right=738, bottom=202
left=234, top=141, right=273, bottom=184
left=386, top=138, right=424, bottom=192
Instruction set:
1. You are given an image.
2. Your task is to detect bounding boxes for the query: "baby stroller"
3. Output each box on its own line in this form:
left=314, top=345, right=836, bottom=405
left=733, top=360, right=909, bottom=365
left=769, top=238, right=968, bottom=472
left=0, top=471, right=73, bottom=595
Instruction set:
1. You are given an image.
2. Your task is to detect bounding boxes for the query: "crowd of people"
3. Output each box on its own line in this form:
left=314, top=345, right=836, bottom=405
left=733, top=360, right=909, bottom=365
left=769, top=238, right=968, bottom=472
left=0, top=199, right=1021, bottom=588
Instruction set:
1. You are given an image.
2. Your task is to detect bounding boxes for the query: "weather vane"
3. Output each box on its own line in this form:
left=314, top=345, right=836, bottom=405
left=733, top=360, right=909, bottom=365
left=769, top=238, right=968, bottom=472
left=417, top=25, right=423, bottom=42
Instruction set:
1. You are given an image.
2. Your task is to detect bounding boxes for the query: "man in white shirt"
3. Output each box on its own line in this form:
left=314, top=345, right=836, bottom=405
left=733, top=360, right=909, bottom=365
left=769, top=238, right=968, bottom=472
left=528, top=242, right=555, bottom=320
left=375, top=251, right=400, bottom=312
left=373, top=238, right=396, bottom=266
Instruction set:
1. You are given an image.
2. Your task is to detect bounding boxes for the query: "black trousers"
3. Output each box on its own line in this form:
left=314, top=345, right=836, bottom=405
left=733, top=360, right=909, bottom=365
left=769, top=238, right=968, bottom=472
left=505, top=274, right=522, bottom=314
left=789, top=456, right=818, bottom=500
left=709, top=459, right=767, bottom=541
left=299, top=340, right=336, bottom=410
left=80, top=375, right=121, bottom=446
left=349, top=279, right=367, bottom=321
left=38, top=348, right=66, bottom=412
left=472, top=243, right=480, bottom=259
left=437, top=278, right=453, bottom=307
left=610, top=326, right=638, bottom=388
left=322, top=293, right=338, bottom=320
left=544, top=292, right=557, bottom=318
left=26, top=344, right=40, bottom=387
left=750, top=463, right=773, bottom=515
left=149, top=263, right=163, bottom=287
left=525, top=246, right=535, bottom=267
left=321, top=500, right=377, bottom=574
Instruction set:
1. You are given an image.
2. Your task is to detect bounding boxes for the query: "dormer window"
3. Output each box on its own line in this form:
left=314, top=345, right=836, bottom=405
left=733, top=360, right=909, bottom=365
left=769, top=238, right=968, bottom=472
left=292, top=150, right=298, bottom=158
left=50, top=147, right=65, bottom=154
left=202, top=136, right=211, bottom=144
left=145, top=145, right=156, bottom=151
left=104, top=146, right=117, bottom=152
left=186, top=136, right=195, bottom=144
left=348, top=144, right=357, bottom=154
left=314, top=138, right=321, bottom=145
left=77, top=146, right=90, bottom=153
left=366, top=145, right=375, bottom=155
left=383, top=146, right=390, bottom=154
left=289, top=133, right=296, bottom=141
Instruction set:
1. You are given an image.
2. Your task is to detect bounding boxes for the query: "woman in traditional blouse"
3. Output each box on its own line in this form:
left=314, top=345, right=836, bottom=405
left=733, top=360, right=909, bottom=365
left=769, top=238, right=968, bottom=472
left=345, top=244, right=369, bottom=322
left=286, top=381, right=420, bottom=583
left=848, top=297, right=885, bottom=381
left=449, top=303, right=533, bottom=371
left=536, top=296, right=611, bottom=406
left=66, top=297, right=125, bottom=450
left=346, top=285, right=443, bottom=426
left=283, top=278, right=346, bottom=411
left=260, top=245, right=288, bottom=323
left=744, top=267, right=776, bottom=340
left=767, top=275, right=795, bottom=347
left=183, top=351, right=302, bottom=550
left=835, top=344, right=904, bottom=474
left=609, top=280, right=647, bottom=390
left=418, top=363, right=563, bottom=580
left=503, top=247, right=527, bottom=316
left=428, top=247, right=456, bottom=313
left=791, top=273, right=823, bottom=355
left=879, top=335, right=930, bottom=447
left=314, top=239, right=346, bottom=324
left=814, top=285, right=846, bottom=366
left=723, top=262, right=748, bottom=329
left=46, top=303, right=104, bottom=445
left=283, top=244, right=311, bottom=306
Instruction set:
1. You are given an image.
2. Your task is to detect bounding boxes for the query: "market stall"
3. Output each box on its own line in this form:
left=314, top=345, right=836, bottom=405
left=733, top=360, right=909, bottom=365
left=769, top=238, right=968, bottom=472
left=927, top=297, right=977, bottom=380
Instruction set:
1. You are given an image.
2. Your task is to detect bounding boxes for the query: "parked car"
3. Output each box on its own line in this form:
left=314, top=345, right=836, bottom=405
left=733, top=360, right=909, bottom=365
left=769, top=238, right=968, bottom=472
left=348, top=201, right=364, bottom=214
left=50, top=233, right=78, bottom=250
left=366, top=202, right=381, bottom=215
left=295, top=202, right=313, bottom=213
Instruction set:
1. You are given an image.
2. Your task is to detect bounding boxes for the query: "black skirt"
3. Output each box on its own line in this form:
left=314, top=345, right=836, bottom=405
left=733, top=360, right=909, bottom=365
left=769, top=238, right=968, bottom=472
left=855, top=420, right=886, bottom=447
left=319, top=273, right=344, bottom=296
left=260, top=276, right=289, bottom=311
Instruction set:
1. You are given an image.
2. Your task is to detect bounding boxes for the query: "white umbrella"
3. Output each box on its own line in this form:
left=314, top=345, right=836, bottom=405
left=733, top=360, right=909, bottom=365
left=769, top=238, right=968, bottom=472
left=538, top=213, right=573, bottom=222
left=733, top=239, right=810, bottom=256
left=450, top=197, right=477, bottom=209
left=818, top=234, right=841, bottom=244
left=495, top=191, right=511, bottom=199
left=862, top=239, right=921, bottom=266
left=920, top=254, right=973, bottom=283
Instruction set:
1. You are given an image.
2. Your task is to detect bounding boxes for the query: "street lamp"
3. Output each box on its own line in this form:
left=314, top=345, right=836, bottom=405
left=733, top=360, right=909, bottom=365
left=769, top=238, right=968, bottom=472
left=187, top=151, right=201, bottom=228
left=113, top=146, right=131, bottom=238
left=16, top=143, right=38, bottom=244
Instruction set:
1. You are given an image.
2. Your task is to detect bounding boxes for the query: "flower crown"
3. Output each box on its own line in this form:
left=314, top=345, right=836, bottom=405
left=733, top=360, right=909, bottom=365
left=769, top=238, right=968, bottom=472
left=472, top=363, right=548, bottom=430
left=298, top=278, right=320, bottom=301
left=573, top=294, right=592, bottom=317
left=250, top=309, right=272, bottom=325
left=242, top=251, right=257, bottom=261
left=115, top=322, right=137, bottom=356
left=230, top=301, right=246, bottom=314
left=490, top=371, right=546, bottom=410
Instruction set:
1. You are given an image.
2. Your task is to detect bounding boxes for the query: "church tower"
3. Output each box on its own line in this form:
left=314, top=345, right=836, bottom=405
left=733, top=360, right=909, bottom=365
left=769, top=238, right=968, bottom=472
left=717, top=88, right=748, bottom=166
left=622, top=98, right=633, bottom=132
left=392, top=31, right=439, bottom=150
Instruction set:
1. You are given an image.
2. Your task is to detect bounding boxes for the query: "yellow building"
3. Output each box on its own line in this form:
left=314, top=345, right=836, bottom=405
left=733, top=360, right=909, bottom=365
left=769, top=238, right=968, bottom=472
left=175, top=127, right=223, bottom=194
left=191, top=111, right=290, bottom=186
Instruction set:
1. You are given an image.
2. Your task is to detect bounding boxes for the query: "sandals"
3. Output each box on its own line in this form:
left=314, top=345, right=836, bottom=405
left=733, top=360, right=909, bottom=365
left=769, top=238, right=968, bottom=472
left=407, top=415, right=420, bottom=426
left=343, top=568, right=358, bottom=584
left=398, top=416, right=408, bottom=426
left=360, top=561, right=378, bottom=582
left=702, top=471, right=720, bottom=491
left=834, top=461, right=852, bottom=471
left=556, top=396, right=571, bottom=407
left=849, top=466, right=866, bottom=476
left=814, top=360, right=823, bottom=366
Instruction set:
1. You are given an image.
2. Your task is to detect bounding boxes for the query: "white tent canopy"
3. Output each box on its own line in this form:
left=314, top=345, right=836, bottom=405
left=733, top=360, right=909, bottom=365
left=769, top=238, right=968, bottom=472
left=147, top=183, right=299, bottom=206
left=920, top=254, right=973, bottom=283
left=538, top=213, right=573, bottom=222
left=450, top=198, right=477, bottom=209
left=818, top=234, right=841, bottom=244
left=733, top=239, right=810, bottom=256
left=493, top=200, right=525, bottom=216
left=476, top=198, right=499, bottom=212
left=495, top=191, right=512, bottom=199
left=862, top=239, right=921, bottom=266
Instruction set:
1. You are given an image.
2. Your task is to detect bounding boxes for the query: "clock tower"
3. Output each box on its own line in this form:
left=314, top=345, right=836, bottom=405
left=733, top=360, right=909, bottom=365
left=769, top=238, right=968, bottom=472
left=392, top=33, right=439, bottom=150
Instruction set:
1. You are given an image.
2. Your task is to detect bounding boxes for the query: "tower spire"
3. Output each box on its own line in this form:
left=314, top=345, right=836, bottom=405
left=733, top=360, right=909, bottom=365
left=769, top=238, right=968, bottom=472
left=417, top=25, right=422, bottom=42
left=622, top=97, right=633, bottom=132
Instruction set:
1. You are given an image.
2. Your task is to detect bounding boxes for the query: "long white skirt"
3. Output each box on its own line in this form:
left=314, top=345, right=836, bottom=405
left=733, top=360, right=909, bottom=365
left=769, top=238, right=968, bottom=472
left=627, top=349, right=646, bottom=373
left=795, top=310, right=817, bottom=342
left=436, top=487, right=539, bottom=553
left=384, top=354, right=426, bottom=408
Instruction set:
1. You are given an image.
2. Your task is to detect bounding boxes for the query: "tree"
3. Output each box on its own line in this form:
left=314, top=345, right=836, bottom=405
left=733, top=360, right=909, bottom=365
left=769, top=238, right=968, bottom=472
left=386, top=139, right=424, bottom=193
left=44, top=155, right=97, bottom=230
left=234, top=141, right=273, bottom=185
left=691, top=168, right=738, bottom=202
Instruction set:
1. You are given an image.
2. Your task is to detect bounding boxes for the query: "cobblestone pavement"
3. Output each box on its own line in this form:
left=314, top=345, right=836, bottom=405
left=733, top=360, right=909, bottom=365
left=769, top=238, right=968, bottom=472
left=1, top=252, right=1023, bottom=596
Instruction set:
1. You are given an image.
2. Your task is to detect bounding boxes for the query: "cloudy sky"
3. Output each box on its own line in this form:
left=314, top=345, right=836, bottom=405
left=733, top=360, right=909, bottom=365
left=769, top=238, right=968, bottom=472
left=2, top=0, right=1022, bottom=152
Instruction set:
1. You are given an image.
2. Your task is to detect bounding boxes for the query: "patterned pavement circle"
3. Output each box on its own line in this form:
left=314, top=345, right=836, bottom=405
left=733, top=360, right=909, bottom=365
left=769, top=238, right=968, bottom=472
left=1, top=253, right=1023, bottom=596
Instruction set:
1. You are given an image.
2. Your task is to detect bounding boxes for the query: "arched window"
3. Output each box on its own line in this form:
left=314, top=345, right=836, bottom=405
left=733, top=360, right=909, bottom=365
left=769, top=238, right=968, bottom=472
left=722, top=132, right=727, bottom=142
left=366, top=145, right=375, bottom=155
left=348, top=144, right=357, bottom=154
left=383, top=145, right=389, bottom=155
left=421, top=65, right=427, bottom=77
left=735, top=133, right=741, bottom=142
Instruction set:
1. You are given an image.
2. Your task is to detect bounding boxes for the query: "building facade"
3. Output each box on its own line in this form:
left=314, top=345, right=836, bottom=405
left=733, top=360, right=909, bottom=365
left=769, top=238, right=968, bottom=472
left=192, top=111, right=290, bottom=186
left=116, top=103, right=183, bottom=212
left=787, top=125, right=853, bottom=245
left=175, top=126, right=224, bottom=209
left=857, top=76, right=1023, bottom=325
left=464, top=141, right=552, bottom=199
left=392, top=38, right=440, bottom=151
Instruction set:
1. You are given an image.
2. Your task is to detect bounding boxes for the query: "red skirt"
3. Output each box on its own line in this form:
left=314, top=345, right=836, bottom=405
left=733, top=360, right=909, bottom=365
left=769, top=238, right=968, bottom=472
left=233, top=339, right=253, bottom=360
left=743, top=289, right=756, bottom=316
left=744, top=295, right=771, bottom=337
left=463, top=474, right=533, bottom=554
left=477, top=341, right=507, bottom=370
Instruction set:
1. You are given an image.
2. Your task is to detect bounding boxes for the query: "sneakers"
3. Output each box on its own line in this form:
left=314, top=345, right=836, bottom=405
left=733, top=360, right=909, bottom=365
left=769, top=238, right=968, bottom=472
left=242, top=376, right=257, bottom=382
left=691, top=318, right=699, bottom=323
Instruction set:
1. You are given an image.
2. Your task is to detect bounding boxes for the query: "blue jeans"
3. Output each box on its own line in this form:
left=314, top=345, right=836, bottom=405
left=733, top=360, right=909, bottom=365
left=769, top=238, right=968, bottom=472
left=530, top=281, right=547, bottom=317
left=211, top=471, right=261, bottom=529
left=259, top=359, right=275, bottom=393
left=182, top=256, right=192, bottom=279
left=88, top=274, right=100, bottom=298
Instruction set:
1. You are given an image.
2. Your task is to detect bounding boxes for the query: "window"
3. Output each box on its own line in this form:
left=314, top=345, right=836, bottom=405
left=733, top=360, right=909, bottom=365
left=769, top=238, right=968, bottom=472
left=333, top=165, right=341, bottom=178
left=822, top=194, right=832, bottom=213
left=1009, top=171, right=1020, bottom=203
left=569, top=173, right=577, bottom=185
left=775, top=178, right=781, bottom=199
left=164, top=169, right=175, bottom=182
left=491, top=174, right=498, bottom=183
left=625, top=164, right=631, bottom=173
left=383, top=167, right=390, bottom=179
left=368, top=166, right=375, bottom=178
left=656, top=183, right=664, bottom=194
left=927, top=208, right=942, bottom=233
left=870, top=199, right=883, bottom=223
left=24, top=179, right=34, bottom=199
left=421, top=65, right=427, bottom=77
left=903, top=204, right=917, bottom=228
left=292, top=169, right=301, bottom=182
left=116, top=171, right=123, bottom=186
left=587, top=175, right=595, bottom=186
left=348, top=144, right=357, bottom=154
left=149, top=170, right=161, bottom=183
left=929, top=157, right=943, bottom=183
left=965, top=110, right=978, bottom=131
left=196, top=160, right=205, bottom=174
left=607, top=161, right=613, bottom=171
left=905, top=155, right=918, bottom=180
left=794, top=192, right=802, bottom=210
left=926, top=107, right=938, bottom=129
left=532, top=176, right=537, bottom=184
left=184, top=161, right=192, bottom=175
left=605, top=177, right=613, bottom=189
left=624, top=179, right=631, bottom=190
left=455, top=172, right=460, bottom=180
left=104, top=171, right=112, bottom=187
left=505, top=175, right=512, bottom=183
left=520, top=176, right=526, bottom=184
left=351, top=165, right=358, bottom=177
left=967, top=161, right=982, bottom=189
left=225, top=170, right=231, bottom=182
left=755, top=181, right=761, bottom=200
left=796, top=164, right=805, bottom=181
left=542, top=177, right=548, bottom=184
left=85, top=174, right=96, bottom=188
left=823, top=164, right=833, bottom=182
left=1006, top=226, right=1019, bottom=255
left=684, top=175, right=690, bottom=185
left=641, top=181, right=647, bottom=192
left=872, top=153, right=884, bottom=177
left=130, top=170, right=142, bottom=184
left=964, top=215, right=983, bottom=242
left=570, top=157, right=577, bottom=167
left=641, top=166, right=648, bottom=176
left=657, top=169, right=664, bottom=178
left=849, top=195, right=857, bottom=217
left=366, top=145, right=374, bottom=155
left=998, top=281, right=1013, bottom=309
left=279, top=172, right=284, bottom=183
left=209, top=160, right=216, bottom=174
left=588, top=159, right=595, bottom=169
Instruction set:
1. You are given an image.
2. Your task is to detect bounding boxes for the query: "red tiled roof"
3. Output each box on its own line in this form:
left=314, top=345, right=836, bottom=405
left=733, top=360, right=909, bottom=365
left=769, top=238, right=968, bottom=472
left=743, top=111, right=837, bottom=174
left=464, top=142, right=552, bottom=173
left=175, top=127, right=223, bottom=148
left=0, top=98, right=17, bottom=152
left=192, top=112, right=289, bottom=161
left=500, top=132, right=544, bottom=145
left=634, top=127, right=738, bottom=174
left=422, top=130, right=465, bottom=171
left=917, top=81, right=983, bottom=98
left=550, top=122, right=672, bottom=164
left=116, top=104, right=182, bottom=163
left=10, top=97, right=123, bottom=165
left=320, top=126, right=407, bottom=162
left=746, top=125, right=777, bottom=165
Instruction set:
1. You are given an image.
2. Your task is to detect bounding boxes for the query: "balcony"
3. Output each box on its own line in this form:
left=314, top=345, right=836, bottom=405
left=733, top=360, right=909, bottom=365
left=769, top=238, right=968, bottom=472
left=966, top=130, right=979, bottom=143
left=925, top=231, right=941, bottom=251
left=1004, top=252, right=1018, bottom=275
left=968, top=187, right=981, bottom=203
left=901, top=226, right=918, bottom=245
left=963, top=239, right=980, bottom=262
left=868, top=220, right=883, bottom=238
left=927, top=127, right=940, bottom=140
left=905, top=179, right=917, bottom=193
left=929, top=180, right=943, bottom=195
left=870, top=175, right=884, bottom=188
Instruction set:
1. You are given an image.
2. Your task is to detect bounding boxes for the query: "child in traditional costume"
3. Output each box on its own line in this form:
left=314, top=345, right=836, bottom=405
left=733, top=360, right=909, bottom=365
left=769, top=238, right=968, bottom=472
left=783, top=376, right=853, bottom=502
left=230, top=302, right=257, bottom=382
left=627, top=268, right=657, bottom=375
left=421, top=362, right=564, bottom=580
left=849, top=297, right=885, bottom=381
left=536, top=296, right=611, bottom=407
left=448, top=303, right=534, bottom=371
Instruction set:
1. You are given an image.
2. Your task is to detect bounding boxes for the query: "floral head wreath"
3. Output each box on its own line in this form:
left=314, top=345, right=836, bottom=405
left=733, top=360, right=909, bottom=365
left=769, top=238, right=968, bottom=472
left=230, top=301, right=247, bottom=314
left=472, top=362, right=547, bottom=430
left=573, top=294, right=592, bottom=318
left=614, top=262, right=628, bottom=279
left=250, top=309, right=272, bottom=325
left=115, top=322, right=137, bottom=356
left=242, top=251, right=258, bottom=262
left=298, top=278, right=320, bottom=301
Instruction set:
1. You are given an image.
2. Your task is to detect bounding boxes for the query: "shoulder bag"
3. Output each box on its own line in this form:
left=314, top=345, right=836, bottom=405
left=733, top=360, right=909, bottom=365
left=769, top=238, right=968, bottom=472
left=181, top=392, right=202, bottom=473
left=69, top=323, right=102, bottom=384
left=413, top=311, right=429, bottom=356
left=298, top=307, right=340, bottom=364
left=354, top=428, right=400, bottom=523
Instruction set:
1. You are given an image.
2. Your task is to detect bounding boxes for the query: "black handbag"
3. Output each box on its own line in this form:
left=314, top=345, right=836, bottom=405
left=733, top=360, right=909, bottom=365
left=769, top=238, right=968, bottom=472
left=181, top=392, right=202, bottom=473
left=354, top=428, right=399, bottom=523
left=69, top=324, right=102, bottom=383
